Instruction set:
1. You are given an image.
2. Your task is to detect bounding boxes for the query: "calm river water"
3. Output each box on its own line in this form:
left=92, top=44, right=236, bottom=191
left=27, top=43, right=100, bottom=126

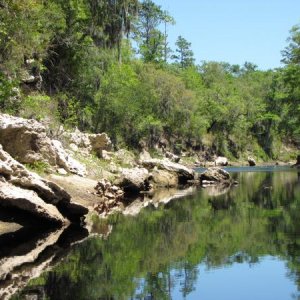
left=8, top=167, right=300, bottom=299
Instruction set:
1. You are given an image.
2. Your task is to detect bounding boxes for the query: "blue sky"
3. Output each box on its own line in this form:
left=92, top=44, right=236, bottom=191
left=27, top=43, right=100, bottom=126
left=154, top=0, right=300, bottom=70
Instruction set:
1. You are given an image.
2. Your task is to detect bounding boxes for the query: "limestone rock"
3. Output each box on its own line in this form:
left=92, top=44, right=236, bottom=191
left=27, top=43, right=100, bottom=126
left=199, top=167, right=231, bottom=183
left=165, top=151, right=180, bottom=163
left=0, top=113, right=57, bottom=165
left=93, top=179, right=124, bottom=215
left=115, top=167, right=149, bottom=194
left=0, top=182, right=65, bottom=224
left=248, top=156, right=256, bottom=166
left=139, top=149, right=152, bottom=162
left=0, top=114, right=86, bottom=176
left=89, top=133, right=112, bottom=157
left=51, top=140, right=86, bottom=177
left=148, top=169, right=178, bottom=187
left=0, top=145, right=88, bottom=222
left=215, top=156, right=228, bottom=166
left=142, top=158, right=195, bottom=184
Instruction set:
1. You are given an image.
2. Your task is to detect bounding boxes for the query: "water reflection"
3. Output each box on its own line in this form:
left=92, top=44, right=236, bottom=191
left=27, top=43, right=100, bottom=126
left=10, top=169, right=300, bottom=299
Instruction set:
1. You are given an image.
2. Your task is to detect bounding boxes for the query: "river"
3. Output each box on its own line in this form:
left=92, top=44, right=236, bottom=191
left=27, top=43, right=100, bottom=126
left=4, top=167, right=300, bottom=299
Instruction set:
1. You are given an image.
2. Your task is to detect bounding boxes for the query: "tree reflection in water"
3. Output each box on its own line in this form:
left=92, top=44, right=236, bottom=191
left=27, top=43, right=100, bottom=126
left=12, top=169, right=300, bottom=300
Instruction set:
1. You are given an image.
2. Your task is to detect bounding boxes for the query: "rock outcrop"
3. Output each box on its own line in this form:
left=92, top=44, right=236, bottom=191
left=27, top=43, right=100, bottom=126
left=215, top=156, right=228, bottom=166
left=142, top=158, right=195, bottom=184
left=0, top=145, right=88, bottom=223
left=62, top=128, right=112, bottom=158
left=165, top=151, right=180, bottom=163
left=199, top=167, right=231, bottom=185
left=0, top=182, right=65, bottom=224
left=148, top=169, right=178, bottom=188
left=115, top=167, right=150, bottom=194
left=52, top=140, right=86, bottom=177
left=248, top=156, right=256, bottom=166
left=0, top=114, right=86, bottom=176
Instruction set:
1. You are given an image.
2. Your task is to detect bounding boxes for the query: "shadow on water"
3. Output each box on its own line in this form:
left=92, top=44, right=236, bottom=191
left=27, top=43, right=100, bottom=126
left=5, top=168, right=300, bottom=299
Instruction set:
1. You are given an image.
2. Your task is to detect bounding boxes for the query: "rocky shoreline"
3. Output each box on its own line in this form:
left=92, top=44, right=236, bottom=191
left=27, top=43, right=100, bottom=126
left=0, top=113, right=297, bottom=225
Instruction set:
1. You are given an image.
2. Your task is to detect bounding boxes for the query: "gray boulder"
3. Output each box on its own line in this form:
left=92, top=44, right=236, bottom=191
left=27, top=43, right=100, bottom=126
left=0, top=114, right=86, bottom=176
left=199, top=167, right=231, bottom=184
left=148, top=169, right=178, bottom=188
left=0, top=182, right=65, bottom=224
left=115, top=167, right=149, bottom=194
left=142, top=158, right=195, bottom=184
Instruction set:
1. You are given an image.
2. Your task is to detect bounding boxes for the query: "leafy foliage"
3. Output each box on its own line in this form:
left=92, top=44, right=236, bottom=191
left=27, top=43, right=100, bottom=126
left=0, top=1, right=299, bottom=159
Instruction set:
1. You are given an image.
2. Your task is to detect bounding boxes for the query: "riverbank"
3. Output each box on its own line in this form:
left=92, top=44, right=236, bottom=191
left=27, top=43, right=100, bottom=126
left=0, top=113, right=298, bottom=224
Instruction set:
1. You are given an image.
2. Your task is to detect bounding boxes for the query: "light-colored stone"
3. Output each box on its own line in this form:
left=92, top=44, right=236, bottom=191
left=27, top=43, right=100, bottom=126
left=215, top=156, right=228, bottom=166
left=0, top=113, right=57, bottom=165
left=0, top=182, right=66, bottom=224
left=139, top=149, right=152, bottom=162
left=51, top=140, right=86, bottom=177
left=69, top=143, right=79, bottom=152
left=200, top=167, right=231, bottom=183
left=89, top=133, right=112, bottom=157
left=248, top=156, right=256, bottom=166
left=0, top=114, right=87, bottom=176
left=0, top=145, right=88, bottom=222
left=165, top=151, right=180, bottom=163
left=142, top=158, right=195, bottom=183
left=57, top=168, right=68, bottom=175
left=115, top=167, right=149, bottom=194
left=149, top=169, right=178, bottom=187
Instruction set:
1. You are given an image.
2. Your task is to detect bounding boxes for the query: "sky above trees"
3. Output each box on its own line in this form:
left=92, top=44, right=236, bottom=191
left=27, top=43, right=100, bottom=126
left=155, top=0, right=300, bottom=70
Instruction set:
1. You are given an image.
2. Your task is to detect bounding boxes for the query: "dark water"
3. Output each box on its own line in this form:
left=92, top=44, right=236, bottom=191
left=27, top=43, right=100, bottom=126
left=8, top=167, right=300, bottom=299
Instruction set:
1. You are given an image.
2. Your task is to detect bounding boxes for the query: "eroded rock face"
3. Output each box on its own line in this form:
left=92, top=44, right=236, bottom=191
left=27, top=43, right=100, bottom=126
left=199, top=167, right=231, bottom=184
left=62, top=128, right=112, bottom=158
left=0, top=145, right=88, bottom=222
left=0, top=113, right=57, bottom=165
left=142, top=159, right=195, bottom=184
left=0, top=114, right=86, bottom=176
left=0, top=182, right=65, bottom=224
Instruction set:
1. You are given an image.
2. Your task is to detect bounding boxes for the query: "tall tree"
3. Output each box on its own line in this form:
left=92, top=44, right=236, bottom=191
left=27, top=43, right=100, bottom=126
left=281, top=24, right=300, bottom=143
left=172, top=36, right=195, bottom=68
left=134, top=0, right=172, bottom=63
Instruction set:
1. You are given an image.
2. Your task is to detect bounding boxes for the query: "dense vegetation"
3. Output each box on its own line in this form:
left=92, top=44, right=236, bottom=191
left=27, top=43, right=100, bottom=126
left=0, top=0, right=299, bottom=160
